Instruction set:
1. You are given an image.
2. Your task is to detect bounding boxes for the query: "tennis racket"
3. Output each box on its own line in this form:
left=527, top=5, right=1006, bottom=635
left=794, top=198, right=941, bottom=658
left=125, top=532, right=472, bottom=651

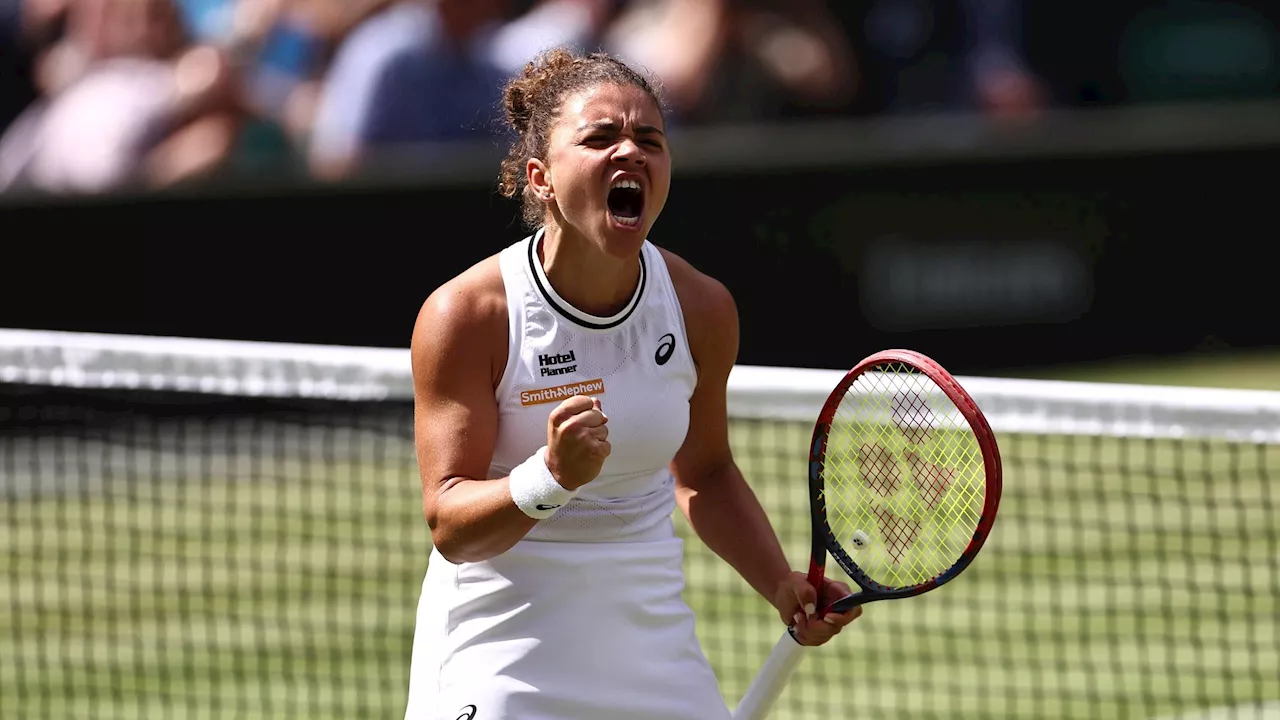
left=733, top=349, right=1003, bottom=720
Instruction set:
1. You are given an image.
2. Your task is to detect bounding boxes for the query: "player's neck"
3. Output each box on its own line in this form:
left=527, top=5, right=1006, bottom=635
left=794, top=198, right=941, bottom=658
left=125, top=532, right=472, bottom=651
left=539, top=226, right=641, bottom=317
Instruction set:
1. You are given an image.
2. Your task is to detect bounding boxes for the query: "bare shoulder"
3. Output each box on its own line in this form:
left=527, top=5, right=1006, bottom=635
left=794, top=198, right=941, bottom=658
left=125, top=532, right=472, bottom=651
left=658, top=248, right=739, bottom=377
left=411, top=254, right=508, bottom=389
left=415, top=254, right=506, bottom=329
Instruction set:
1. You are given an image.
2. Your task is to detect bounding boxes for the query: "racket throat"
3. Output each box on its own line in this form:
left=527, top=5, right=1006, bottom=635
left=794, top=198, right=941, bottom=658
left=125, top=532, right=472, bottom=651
left=805, top=557, right=828, bottom=613
left=805, top=558, right=826, bottom=595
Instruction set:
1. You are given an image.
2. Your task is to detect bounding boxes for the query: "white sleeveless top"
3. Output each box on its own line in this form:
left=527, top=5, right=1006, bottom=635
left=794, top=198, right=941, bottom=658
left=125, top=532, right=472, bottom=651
left=491, top=228, right=698, bottom=543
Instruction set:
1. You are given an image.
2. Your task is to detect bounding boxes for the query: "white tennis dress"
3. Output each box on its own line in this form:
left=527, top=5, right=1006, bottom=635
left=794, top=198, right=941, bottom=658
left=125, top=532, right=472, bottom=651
left=402, top=229, right=732, bottom=720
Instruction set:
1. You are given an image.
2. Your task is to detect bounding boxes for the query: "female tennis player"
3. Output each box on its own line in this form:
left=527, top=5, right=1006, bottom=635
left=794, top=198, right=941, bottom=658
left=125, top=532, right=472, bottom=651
left=402, top=48, right=861, bottom=720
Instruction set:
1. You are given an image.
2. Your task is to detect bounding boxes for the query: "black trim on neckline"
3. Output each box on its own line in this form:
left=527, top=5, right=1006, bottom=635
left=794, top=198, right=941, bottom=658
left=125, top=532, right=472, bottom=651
left=527, top=231, right=647, bottom=331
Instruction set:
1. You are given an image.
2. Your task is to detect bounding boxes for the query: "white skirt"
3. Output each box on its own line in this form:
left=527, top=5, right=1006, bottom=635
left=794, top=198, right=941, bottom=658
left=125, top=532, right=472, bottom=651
left=402, top=537, right=731, bottom=720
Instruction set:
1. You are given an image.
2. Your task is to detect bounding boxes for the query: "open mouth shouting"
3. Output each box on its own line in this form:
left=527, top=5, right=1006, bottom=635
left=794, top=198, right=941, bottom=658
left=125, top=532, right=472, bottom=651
left=607, top=174, right=645, bottom=229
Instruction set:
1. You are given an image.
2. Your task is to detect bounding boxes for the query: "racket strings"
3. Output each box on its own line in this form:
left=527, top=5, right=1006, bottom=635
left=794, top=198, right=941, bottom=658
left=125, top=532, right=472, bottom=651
left=822, top=364, right=987, bottom=589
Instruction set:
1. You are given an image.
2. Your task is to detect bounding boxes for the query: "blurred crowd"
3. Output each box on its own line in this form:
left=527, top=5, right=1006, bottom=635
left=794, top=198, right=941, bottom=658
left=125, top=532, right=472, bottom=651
left=0, top=0, right=1275, bottom=194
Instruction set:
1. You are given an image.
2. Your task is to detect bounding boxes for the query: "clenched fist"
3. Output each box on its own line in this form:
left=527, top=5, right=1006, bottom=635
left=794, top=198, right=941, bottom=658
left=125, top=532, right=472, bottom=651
left=545, top=395, right=610, bottom=491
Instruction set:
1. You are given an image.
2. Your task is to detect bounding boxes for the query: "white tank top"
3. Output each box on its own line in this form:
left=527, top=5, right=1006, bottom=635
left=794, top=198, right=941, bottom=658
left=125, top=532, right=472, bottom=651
left=491, top=229, right=698, bottom=543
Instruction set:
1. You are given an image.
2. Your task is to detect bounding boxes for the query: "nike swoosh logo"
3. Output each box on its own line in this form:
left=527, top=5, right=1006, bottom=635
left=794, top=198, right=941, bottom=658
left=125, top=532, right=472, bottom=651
left=536, top=504, right=561, bottom=511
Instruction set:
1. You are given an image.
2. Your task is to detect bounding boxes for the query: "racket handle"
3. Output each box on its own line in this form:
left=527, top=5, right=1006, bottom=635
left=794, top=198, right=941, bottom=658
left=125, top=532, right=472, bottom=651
left=732, top=628, right=810, bottom=720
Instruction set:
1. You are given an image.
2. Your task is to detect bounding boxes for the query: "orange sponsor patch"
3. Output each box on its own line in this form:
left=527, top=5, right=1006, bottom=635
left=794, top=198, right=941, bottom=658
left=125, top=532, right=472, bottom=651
left=520, top=378, right=606, bottom=407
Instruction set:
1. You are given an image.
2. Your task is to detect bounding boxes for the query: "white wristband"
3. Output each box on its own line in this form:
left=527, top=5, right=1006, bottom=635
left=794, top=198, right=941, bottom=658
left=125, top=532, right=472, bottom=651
left=509, top=446, right=576, bottom=520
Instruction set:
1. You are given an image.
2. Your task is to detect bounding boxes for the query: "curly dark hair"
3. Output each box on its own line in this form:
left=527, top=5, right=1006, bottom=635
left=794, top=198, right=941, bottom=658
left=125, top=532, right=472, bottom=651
left=497, top=48, right=666, bottom=231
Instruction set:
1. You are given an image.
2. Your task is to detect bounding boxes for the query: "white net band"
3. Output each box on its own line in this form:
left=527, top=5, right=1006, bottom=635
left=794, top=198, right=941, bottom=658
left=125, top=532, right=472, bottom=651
left=5, top=328, right=1279, bottom=444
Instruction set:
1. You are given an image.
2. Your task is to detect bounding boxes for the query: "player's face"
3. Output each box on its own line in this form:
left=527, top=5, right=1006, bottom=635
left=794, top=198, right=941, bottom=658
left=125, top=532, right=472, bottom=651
left=542, top=82, right=670, bottom=257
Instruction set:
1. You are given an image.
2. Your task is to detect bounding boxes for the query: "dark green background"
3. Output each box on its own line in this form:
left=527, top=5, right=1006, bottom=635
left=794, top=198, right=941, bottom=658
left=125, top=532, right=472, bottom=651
left=2, top=144, right=1274, bottom=374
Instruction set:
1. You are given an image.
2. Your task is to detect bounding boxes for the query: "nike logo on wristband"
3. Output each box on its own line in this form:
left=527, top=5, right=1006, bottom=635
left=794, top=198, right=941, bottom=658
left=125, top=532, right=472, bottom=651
left=536, top=504, right=562, bottom=511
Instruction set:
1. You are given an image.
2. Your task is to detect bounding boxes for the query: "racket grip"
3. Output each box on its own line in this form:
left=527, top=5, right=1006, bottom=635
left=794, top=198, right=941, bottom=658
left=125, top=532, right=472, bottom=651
left=731, top=628, right=810, bottom=720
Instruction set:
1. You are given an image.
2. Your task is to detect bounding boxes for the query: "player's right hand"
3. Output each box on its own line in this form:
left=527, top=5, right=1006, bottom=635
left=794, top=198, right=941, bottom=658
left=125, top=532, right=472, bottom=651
left=545, top=395, right=610, bottom=491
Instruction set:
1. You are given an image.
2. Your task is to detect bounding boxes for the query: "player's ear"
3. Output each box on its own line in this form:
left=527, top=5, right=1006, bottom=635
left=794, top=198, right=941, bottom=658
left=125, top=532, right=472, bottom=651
left=527, top=158, right=552, bottom=200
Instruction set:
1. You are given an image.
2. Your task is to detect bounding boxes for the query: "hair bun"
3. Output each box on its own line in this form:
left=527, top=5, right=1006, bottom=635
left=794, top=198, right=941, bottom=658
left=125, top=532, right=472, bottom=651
left=503, top=79, right=535, bottom=135
left=503, top=49, right=579, bottom=136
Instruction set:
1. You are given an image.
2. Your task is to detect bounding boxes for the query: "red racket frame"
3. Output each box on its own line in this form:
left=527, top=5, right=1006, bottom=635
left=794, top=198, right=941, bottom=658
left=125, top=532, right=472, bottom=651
left=806, top=349, right=1003, bottom=615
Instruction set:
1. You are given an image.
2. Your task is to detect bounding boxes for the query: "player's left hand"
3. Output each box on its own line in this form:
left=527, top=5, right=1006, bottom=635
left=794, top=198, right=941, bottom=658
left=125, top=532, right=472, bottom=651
left=773, top=571, right=862, bottom=646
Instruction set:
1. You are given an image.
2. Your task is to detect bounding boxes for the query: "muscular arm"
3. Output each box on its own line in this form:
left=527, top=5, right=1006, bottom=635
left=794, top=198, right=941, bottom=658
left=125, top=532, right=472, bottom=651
left=412, top=264, right=540, bottom=564
left=666, top=255, right=793, bottom=604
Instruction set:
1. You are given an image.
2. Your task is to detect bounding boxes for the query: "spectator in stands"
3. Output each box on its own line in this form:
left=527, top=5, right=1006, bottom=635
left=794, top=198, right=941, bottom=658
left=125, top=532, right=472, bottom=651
left=600, top=0, right=859, bottom=124
left=309, top=0, right=863, bottom=182
left=306, top=0, right=434, bottom=179
left=0, top=0, right=1074, bottom=193
left=167, top=0, right=398, bottom=160
left=834, top=0, right=1044, bottom=119
left=961, top=0, right=1044, bottom=118
left=308, top=0, right=521, bottom=179
left=599, top=0, right=729, bottom=121
left=0, top=0, right=65, bottom=134
left=487, top=0, right=620, bottom=78
left=0, top=0, right=299, bottom=193
left=237, top=0, right=352, bottom=143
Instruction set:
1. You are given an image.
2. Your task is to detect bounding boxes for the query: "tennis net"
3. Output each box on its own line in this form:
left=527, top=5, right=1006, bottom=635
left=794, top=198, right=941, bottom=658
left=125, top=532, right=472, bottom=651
left=1, top=328, right=1277, bottom=720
